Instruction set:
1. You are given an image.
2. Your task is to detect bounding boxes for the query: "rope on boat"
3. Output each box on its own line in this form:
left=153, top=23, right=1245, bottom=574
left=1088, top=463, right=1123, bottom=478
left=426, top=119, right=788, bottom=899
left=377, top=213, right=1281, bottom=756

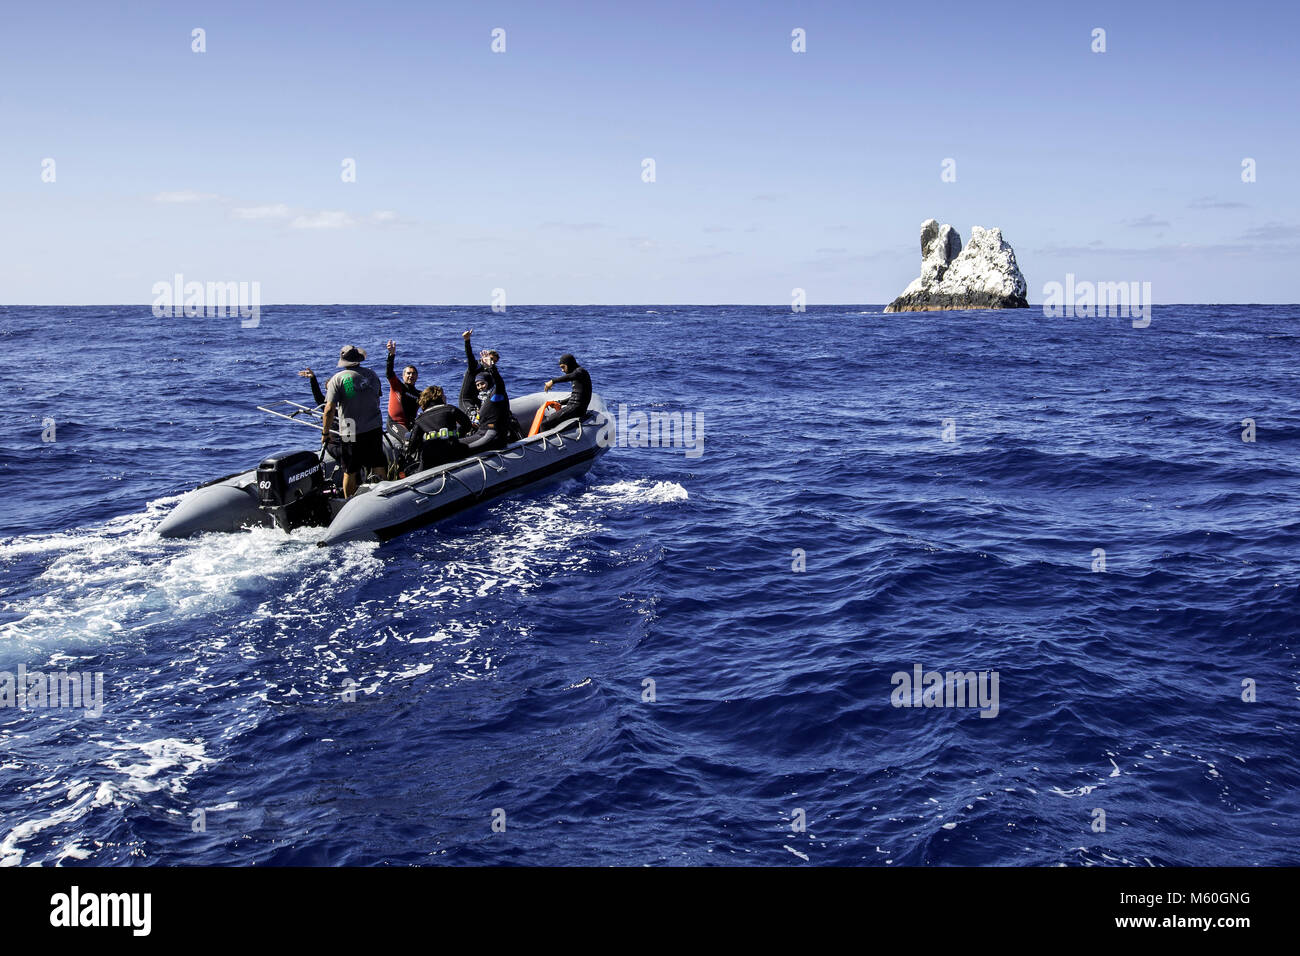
left=371, top=411, right=598, bottom=500
left=405, top=472, right=449, bottom=499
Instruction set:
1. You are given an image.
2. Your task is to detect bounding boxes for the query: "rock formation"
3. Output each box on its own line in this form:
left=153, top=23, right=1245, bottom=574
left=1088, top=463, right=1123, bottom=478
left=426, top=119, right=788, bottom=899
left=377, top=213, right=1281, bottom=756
left=884, top=219, right=1028, bottom=312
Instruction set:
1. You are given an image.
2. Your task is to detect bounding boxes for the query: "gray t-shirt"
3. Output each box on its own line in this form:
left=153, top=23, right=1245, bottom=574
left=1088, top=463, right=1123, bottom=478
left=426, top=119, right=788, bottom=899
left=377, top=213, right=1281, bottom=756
left=325, top=366, right=384, bottom=438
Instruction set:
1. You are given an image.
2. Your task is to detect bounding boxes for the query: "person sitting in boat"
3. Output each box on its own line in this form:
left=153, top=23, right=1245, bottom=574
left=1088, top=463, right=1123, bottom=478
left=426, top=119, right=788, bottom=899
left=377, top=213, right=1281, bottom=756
left=459, top=372, right=511, bottom=452
left=458, top=329, right=507, bottom=422
left=542, top=353, right=592, bottom=427
left=403, top=386, right=474, bottom=472
left=321, top=345, right=387, bottom=497
left=384, top=339, right=420, bottom=429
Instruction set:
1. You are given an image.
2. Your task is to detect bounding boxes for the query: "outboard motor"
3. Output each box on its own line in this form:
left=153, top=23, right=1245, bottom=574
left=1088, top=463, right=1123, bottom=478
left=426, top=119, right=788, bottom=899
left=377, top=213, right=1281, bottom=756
left=256, top=450, right=332, bottom=531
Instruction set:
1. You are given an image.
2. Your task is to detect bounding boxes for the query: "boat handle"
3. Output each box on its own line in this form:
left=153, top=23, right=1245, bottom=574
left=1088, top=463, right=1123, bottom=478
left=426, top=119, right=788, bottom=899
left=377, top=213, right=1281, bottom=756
left=405, top=472, right=449, bottom=498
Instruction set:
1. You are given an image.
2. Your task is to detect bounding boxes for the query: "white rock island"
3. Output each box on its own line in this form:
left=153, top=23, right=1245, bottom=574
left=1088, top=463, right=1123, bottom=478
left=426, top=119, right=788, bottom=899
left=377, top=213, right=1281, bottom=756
left=885, top=219, right=1028, bottom=312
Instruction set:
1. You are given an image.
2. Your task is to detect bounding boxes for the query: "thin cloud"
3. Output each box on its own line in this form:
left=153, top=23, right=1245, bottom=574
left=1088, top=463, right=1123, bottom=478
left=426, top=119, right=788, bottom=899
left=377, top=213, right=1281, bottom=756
left=233, top=203, right=292, bottom=220
left=1188, top=196, right=1249, bottom=210
left=225, top=202, right=408, bottom=227
left=1032, top=239, right=1293, bottom=258
left=290, top=210, right=355, bottom=230
left=1123, top=214, right=1170, bottom=229
left=539, top=221, right=605, bottom=232
left=1238, top=222, right=1296, bottom=241
left=152, top=190, right=219, bottom=203
left=369, top=210, right=417, bottom=226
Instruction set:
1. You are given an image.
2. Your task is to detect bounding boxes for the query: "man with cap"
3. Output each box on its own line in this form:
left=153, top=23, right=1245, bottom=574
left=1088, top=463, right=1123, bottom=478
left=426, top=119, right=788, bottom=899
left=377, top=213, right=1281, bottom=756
left=542, top=353, right=592, bottom=428
left=321, top=345, right=387, bottom=497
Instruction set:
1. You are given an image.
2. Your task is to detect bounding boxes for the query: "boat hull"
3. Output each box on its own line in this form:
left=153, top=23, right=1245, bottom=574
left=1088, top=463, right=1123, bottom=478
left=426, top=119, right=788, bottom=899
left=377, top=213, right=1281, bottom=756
left=156, top=392, right=612, bottom=544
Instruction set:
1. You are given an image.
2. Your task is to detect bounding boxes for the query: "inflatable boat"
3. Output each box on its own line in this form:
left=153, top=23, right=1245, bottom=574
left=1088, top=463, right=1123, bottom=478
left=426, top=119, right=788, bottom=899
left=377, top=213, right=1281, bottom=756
left=156, top=391, right=612, bottom=545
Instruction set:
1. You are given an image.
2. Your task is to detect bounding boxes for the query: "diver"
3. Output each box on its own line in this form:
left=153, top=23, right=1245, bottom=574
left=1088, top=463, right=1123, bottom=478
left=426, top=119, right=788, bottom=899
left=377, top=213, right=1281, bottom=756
left=383, top=340, right=421, bottom=429
left=542, top=353, right=592, bottom=427
left=298, top=365, right=342, bottom=460
left=320, top=345, right=387, bottom=497
left=402, top=386, right=474, bottom=472
left=459, top=372, right=511, bottom=452
left=458, top=329, right=507, bottom=420
left=299, top=365, right=327, bottom=407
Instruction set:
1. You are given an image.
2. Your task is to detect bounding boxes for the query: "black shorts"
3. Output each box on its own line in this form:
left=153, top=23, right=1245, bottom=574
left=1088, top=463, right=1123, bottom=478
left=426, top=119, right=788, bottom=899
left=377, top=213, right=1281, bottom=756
left=339, top=427, right=387, bottom=473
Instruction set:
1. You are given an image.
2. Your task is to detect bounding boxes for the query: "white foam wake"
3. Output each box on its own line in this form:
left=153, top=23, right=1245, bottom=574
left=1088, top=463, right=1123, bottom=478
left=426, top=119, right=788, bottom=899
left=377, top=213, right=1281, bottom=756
left=590, top=479, right=688, bottom=504
left=0, top=495, right=382, bottom=647
left=0, top=736, right=216, bottom=867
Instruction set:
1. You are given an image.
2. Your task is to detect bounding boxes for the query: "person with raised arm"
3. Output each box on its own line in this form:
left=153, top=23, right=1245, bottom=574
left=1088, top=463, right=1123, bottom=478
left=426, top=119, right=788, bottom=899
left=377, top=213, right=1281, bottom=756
left=299, top=366, right=327, bottom=408
left=383, top=339, right=420, bottom=429
left=458, top=329, right=507, bottom=420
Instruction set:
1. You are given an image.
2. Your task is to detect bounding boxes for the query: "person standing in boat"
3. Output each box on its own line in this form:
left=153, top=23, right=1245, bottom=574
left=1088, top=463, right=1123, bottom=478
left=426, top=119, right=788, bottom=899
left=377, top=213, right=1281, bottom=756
left=542, top=353, right=591, bottom=427
left=402, top=386, right=474, bottom=472
left=321, top=345, right=387, bottom=497
left=383, top=340, right=421, bottom=430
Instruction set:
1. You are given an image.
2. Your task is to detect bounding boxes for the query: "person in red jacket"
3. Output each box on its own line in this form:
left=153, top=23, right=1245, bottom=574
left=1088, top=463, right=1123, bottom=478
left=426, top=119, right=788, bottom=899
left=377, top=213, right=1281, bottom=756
left=383, top=339, right=421, bottom=429
left=302, top=343, right=419, bottom=429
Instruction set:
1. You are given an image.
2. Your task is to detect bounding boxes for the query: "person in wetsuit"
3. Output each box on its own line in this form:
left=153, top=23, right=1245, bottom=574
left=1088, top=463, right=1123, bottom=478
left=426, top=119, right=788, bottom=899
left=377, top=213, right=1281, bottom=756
left=458, top=329, right=507, bottom=421
left=299, top=366, right=327, bottom=407
left=459, top=372, right=511, bottom=452
left=299, top=366, right=342, bottom=460
left=383, top=340, right=420, bottom=429
left=403, top=386, right=474, bottom=472
left=542, top=353, right=592, bottom=427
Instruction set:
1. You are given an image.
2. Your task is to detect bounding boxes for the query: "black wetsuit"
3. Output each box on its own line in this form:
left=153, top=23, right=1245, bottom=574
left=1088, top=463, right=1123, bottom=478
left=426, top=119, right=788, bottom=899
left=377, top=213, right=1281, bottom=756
left=307, top=374, right=344, bottom=460
left=458, top=339, right=483, bottom=418
left=544, top=365, right=592, bottom=427
left=404, top=404, right=474, bottom=471
left=461, top=389, right=511, bottom=452
left=458, top=340, right=510, bottom=423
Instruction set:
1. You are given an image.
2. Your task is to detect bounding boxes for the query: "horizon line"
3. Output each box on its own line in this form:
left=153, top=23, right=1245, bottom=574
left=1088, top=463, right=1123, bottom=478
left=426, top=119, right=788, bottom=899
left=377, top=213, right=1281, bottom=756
left=3, top=302, right=1297, bottom=308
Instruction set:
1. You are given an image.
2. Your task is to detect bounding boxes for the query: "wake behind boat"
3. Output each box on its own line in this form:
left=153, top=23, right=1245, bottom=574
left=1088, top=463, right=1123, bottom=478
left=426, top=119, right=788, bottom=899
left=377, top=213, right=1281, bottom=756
left=156, top=390, right=612, bottom=545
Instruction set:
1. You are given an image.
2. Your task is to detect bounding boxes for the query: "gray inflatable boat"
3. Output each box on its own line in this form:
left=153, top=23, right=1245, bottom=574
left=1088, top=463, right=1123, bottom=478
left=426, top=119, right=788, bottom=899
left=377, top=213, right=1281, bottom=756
left=156, top=391, right=612, bottom=545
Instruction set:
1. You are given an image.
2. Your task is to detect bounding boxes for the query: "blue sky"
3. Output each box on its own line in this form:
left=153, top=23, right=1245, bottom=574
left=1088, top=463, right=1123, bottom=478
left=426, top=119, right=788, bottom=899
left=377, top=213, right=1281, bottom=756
left=1, top=0, right=1296, bottom=303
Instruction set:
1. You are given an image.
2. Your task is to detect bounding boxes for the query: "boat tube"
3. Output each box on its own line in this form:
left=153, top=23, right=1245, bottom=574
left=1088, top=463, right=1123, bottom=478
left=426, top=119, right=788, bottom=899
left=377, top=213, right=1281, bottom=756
left=156, top=391, right=612, bottom=545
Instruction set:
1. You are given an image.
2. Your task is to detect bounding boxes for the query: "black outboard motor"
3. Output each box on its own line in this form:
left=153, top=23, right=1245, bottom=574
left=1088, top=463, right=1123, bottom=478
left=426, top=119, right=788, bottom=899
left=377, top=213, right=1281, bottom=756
left=256, top=450, right=332, bottom=531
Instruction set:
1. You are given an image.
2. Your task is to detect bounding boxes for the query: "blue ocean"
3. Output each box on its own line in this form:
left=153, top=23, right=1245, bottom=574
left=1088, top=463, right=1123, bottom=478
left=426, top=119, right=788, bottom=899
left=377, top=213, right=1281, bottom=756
left=1, top=304, right=1297, bottom=866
